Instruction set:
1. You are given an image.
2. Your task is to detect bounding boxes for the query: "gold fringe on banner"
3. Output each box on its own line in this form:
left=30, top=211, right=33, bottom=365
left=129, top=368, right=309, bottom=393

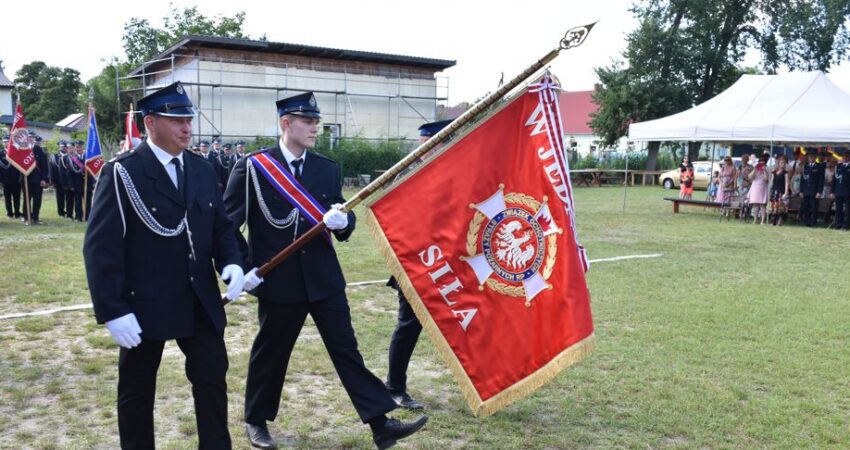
left=365, top=209, right=595, bottom=417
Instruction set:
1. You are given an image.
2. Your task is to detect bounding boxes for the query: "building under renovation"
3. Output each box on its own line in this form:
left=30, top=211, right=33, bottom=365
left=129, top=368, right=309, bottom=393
left=123, top=35, right=455, bottom=144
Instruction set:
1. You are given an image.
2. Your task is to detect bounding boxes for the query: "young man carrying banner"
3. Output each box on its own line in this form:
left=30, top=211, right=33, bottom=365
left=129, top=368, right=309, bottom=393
left=223, top=92, right=427, bottom=450
left=83, top=81, right=245, bottom=449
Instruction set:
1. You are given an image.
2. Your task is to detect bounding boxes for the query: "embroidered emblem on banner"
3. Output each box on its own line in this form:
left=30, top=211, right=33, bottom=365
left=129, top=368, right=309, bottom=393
left=462, top=184, right=562, bottom=307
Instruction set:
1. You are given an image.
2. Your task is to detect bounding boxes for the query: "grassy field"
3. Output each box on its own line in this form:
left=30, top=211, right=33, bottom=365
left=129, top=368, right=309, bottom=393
left=1, top=186, right=849, bottom=449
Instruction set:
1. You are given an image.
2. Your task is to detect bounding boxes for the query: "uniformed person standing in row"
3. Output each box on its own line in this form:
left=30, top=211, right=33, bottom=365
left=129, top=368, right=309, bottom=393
left=383, top=119, right=451, bottom=411
left=799, top=150, right=824, bottom=227
left=67, top=140, right=92, bottom=221
left=830, top=149, right=850, bottom=230
left=224, top=92, right=427, bottom=450
left=49, top=140, right=69, bottom=218
left=62, top=142, right=76, bottom=219
left=22, top=132, right=49, bottom=224
left=1, top=135, right=23, bottom=219
left=83, top=82, right=245, bottom=450
left=235, top=140, right=246, bottom=159
left=215, top=142, right=235, bottom=188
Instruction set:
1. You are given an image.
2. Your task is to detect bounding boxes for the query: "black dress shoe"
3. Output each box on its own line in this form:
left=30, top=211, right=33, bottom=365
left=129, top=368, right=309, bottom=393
left=246, top=423, right=276, bottom=449
left=372, top=416, right=428, bottom=450
left=390, top=391, right=425, bottom=411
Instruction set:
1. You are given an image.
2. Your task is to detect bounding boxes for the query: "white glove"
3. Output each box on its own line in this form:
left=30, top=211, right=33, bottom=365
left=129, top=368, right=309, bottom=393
left=323, top=203, right=349, bottom=230
left=221, top=264, right=245, bottom=301
left=244, top=267, right=264, bottom=291
left=105, top=313, right=142, bottom=349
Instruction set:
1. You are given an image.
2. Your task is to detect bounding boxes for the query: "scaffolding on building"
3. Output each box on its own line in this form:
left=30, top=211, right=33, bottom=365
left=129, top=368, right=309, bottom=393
left=117, top=53, right=450, bottom=144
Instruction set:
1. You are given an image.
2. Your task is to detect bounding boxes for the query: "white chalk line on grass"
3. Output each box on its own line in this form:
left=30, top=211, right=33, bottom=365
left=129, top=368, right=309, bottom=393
left=0, top=254, right=662, bottom=321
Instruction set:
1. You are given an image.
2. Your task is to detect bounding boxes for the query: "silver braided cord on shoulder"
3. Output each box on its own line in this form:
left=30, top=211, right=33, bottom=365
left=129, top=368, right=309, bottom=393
left=113, top=162, right=196, bottom=260
left=248, top=160, right=299, bottom=229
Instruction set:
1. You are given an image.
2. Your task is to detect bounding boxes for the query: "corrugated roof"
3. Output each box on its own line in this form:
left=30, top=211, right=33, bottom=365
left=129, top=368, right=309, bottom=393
left=558, top=91, right=597, bottom=135
left=129, top=35, right=456, bottom=77
left=56, top=113, right=85, bottom=128
left=0, top=67, right=13, bottom=88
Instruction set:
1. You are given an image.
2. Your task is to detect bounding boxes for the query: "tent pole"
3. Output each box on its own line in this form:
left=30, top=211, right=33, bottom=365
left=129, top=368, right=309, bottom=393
left=709, top=142, right=717, bottom=201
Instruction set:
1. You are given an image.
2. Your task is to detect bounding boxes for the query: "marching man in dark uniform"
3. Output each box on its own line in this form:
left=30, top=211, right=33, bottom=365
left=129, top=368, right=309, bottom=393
left=799, top=149, right=824, bottom=227
left=383, top=119, right=451, bottom=411
left=49, top=140, right=69, bottom=218
left=1, top=135, right=23, bottom=219
left=22, top=132, right=49, bottom=224
left=83, top=82, right=245, bottom=450
left=224, top=92, right=427, bottom=450
left=830, top=149, right=850, bottom=230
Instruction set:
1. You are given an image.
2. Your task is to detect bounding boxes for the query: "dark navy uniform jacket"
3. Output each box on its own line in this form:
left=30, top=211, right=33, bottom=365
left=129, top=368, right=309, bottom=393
left=83, top=142, right=242, bottom=340
left=223, top=145, right=354, bottom=304
left=800, top=162, right=824, bottom=196
left=834, top=162, right=850, bottom=197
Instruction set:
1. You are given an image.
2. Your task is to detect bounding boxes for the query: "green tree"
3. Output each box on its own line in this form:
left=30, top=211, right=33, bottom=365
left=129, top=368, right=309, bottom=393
left=590, top=0, right=850, bottom=169
left=85, top=59, right=138, bottom=142
left=13, top=61, right=83, bottom=123
left=122, top=6, right=250, bottom=65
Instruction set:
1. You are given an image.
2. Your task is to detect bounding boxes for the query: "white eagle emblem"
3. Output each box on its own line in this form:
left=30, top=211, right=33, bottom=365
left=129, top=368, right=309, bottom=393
left=495, top=221, right=535, bottom=270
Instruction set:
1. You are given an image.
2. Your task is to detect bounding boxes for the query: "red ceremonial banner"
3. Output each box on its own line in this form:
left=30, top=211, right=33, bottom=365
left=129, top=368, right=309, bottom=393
left=366, top=75, right=594, bottom=416
left=6, top=102, right=36, bottom=176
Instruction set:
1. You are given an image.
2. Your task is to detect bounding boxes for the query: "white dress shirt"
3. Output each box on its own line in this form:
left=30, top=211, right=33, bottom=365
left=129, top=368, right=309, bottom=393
left=278, top=138, right=307, bottom=175
left=147, top=138, right=184, bottom=189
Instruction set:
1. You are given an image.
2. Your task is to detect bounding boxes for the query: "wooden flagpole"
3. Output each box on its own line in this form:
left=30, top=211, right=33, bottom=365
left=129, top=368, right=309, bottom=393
left=223, top=23, right=597, bottom=303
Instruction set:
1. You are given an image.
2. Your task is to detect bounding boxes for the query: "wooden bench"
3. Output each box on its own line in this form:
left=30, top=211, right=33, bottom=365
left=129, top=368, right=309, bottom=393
left=664, top=197, right=725, bottom=213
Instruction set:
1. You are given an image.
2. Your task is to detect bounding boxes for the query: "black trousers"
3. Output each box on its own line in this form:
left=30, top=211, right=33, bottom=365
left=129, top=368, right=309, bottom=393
left=117, top=304, right=231, bottom=450
left=23, top=183, right=43, bottom=221
left=386, top=291, right=422, bottom=394
left=55, top=185, right=66, bottom=217
left=244, top=292, right=396, bottom=425
left=833, top=196, right=850, bottom=229
left=72, top=189, right=93, bottom=221
left=63, top=187, right=74, bottom=219
left=801, top=195, right=818, bottom=226
left=3, top=181, right=21, bottom=217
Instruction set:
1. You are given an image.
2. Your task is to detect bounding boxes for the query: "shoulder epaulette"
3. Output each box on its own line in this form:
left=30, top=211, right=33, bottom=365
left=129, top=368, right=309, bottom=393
left=108, top=151, right=137, bottom=163
left=309, top=151, right=337, bottom=164
left=245, top=148, right=270, bottom=157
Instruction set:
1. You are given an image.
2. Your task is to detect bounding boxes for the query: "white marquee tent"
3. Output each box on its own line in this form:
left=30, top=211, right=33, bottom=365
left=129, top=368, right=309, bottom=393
left=628, top=71, right=850, bottom=143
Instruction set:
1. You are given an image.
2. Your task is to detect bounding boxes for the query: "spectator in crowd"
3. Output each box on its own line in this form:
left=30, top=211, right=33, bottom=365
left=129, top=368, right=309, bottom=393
left=747, top=154, right=770, bottom=224
left=679, top=156, right=694, bottom=200
left=769, top=155, right=790, bottom=226
left=738, top=154, right=753, bottom=220
left=707, top=170, right=719, bottom=202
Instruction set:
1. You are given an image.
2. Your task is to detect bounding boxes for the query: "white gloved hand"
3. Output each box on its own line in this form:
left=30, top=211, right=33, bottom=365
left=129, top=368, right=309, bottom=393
left=244, top=267, right=264, bottom=291
left=323, top=203, right=349, bottom=230
left=221, top=264, right=245, bottom=301
left=105, top=313, right=142, bottom=349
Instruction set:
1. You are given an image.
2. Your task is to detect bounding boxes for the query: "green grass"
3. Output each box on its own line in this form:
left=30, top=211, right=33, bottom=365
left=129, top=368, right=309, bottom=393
left=0, top=187, right=849, bottom=448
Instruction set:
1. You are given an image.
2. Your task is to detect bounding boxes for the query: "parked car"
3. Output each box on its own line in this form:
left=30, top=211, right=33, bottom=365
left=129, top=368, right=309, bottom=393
left=660, top=158, right=742, bottom=190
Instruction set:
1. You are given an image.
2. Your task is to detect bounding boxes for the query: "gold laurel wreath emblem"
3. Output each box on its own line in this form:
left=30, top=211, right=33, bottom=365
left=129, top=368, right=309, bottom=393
left=465, top=192, right=558, bottom=298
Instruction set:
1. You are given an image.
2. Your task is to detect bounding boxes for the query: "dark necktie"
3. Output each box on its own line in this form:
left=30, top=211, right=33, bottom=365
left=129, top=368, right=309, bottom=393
left=291, top=158, right=303, bottom=181
left=171, top=157, right=183, bottom=197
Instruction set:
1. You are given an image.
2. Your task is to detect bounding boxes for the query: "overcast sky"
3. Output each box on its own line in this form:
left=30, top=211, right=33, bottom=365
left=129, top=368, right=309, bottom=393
left=1, top=0, right=848, bottom=105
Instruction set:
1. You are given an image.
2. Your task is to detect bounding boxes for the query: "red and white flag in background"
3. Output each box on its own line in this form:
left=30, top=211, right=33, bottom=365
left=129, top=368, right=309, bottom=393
left=122, top=106, right=141, bottom=152
left=5, top=101, right=36, bottom=176
left=366, top=73, right=594, bottom=417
